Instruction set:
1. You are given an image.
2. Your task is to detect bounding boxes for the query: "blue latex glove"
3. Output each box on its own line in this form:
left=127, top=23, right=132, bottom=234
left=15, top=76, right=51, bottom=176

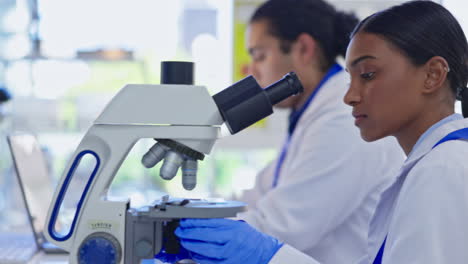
left=175, top=218, right=283, bottom=264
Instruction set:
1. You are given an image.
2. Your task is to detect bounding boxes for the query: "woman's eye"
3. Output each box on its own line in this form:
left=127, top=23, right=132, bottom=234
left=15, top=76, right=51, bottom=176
left=360, top=72, right=375, bottom=80
left=252, top=53, right=265, bottom=62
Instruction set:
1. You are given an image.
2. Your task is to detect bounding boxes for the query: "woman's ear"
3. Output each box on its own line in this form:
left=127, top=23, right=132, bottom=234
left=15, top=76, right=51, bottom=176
left=423, top=56, right=450, bottom=94
left=291, top=33, right=317, bottom=66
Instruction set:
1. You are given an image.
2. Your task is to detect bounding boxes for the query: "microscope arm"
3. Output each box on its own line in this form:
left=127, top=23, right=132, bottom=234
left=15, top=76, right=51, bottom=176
left=44, top=124, right=219, bottom=254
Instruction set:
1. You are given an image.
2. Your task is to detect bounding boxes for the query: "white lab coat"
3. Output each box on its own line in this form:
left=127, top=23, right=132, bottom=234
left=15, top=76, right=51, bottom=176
left=237, top=70, right=405, bottom=264
left=365, top=115, right=468, bottom=264
left=269, top=115, right=468, bottom=264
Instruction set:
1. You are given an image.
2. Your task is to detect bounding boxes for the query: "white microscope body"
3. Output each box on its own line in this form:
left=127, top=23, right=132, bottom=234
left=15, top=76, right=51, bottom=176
left=44, top=62, right=303, bottom=264
left=44, top=84, right=225, bottom=263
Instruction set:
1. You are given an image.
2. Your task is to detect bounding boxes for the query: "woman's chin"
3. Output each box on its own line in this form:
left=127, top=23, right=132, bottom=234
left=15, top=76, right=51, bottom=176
left=360, top=130, right=384, bottom=142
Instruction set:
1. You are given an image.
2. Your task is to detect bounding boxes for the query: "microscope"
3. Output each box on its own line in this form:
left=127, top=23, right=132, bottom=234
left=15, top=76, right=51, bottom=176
left=44, top=61, right=303, bottom=264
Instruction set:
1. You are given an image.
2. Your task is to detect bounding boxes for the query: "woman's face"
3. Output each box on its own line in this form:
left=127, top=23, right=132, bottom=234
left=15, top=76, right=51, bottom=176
left=247, top=19, right=298, bottom=108
left=344, top=32, right=427, bottom=142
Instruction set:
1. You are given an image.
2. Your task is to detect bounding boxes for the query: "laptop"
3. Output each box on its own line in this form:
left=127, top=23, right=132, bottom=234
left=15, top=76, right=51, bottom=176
left=7, top=133, right=67, bottom=255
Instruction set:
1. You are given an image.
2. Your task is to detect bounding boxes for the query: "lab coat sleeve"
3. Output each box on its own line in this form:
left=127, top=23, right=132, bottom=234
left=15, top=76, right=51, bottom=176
left=237, top=162, right=276, bottom=210
left=269, top=245, right=321, bottom=264
left=238, top=112, right=392, bottom=251
left=383, top=144, right=468, bottom=263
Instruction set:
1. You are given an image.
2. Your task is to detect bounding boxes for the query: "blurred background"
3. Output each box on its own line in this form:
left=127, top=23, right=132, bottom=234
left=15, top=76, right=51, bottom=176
left=0, top=0, right=466, bottom=232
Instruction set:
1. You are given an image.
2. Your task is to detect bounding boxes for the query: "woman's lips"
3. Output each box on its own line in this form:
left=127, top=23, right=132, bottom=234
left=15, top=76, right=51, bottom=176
left=353, top=113, right=367, bottom=126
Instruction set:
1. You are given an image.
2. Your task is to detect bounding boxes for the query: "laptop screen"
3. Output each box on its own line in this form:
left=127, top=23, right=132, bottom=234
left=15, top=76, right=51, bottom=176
left=7, top=133, right=54, bottom=237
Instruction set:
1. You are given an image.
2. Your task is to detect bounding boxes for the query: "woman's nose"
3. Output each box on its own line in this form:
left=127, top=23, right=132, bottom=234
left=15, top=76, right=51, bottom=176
left=248, top=63, right=258, bottom=77
left=343, top=82, right=361, bottom=106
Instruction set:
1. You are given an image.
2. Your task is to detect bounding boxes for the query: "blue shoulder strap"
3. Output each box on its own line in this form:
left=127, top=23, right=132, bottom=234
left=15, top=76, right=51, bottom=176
left=372, top=237, right=386, bottom=264
left=432, top=127, right=468, bottom=148
left=372, top=127, right=468, bottom=264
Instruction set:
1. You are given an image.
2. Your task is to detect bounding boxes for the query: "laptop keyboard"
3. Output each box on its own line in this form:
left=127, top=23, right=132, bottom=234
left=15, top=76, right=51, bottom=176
left=0, top=234, right=37, bottom=264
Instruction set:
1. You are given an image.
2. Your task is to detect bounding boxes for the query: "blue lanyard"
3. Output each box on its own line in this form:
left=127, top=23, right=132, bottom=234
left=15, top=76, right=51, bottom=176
left=373, top=127, right=468, bottom=264
left=272, top=64, right=343, bottom=188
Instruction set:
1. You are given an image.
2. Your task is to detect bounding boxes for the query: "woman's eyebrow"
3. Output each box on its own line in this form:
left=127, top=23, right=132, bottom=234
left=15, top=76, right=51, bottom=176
left=350, top=55, right=377, bottom=68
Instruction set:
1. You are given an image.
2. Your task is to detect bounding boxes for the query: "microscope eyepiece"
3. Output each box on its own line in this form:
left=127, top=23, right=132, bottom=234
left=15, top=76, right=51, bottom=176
left=264, top=72, right=303, bottom=105
left=213, top=72, right=303, bottom=134
left=161, top=61, right=194, bottom=85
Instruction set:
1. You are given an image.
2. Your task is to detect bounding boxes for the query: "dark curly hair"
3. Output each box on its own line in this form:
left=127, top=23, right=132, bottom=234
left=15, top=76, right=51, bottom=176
left=251, top=0, right=358, bottom=71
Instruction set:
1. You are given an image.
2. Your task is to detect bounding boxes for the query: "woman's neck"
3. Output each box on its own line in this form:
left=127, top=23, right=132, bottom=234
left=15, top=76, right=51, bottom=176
left=293, top=70, right=327, bottom=111
left=396, top=108, right=454, bottom=155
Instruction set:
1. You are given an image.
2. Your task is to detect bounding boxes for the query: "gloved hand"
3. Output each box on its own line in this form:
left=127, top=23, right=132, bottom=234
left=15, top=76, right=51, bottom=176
left=175, top=218, right=283, bottom=264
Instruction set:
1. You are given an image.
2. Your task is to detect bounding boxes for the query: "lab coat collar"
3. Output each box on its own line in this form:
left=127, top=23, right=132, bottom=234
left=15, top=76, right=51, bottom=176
left=401, top=116, right=468, bottom=171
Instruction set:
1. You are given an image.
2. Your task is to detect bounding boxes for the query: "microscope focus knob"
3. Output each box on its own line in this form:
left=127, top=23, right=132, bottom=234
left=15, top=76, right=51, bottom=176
left=78, top=232, right=122, bottom=264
